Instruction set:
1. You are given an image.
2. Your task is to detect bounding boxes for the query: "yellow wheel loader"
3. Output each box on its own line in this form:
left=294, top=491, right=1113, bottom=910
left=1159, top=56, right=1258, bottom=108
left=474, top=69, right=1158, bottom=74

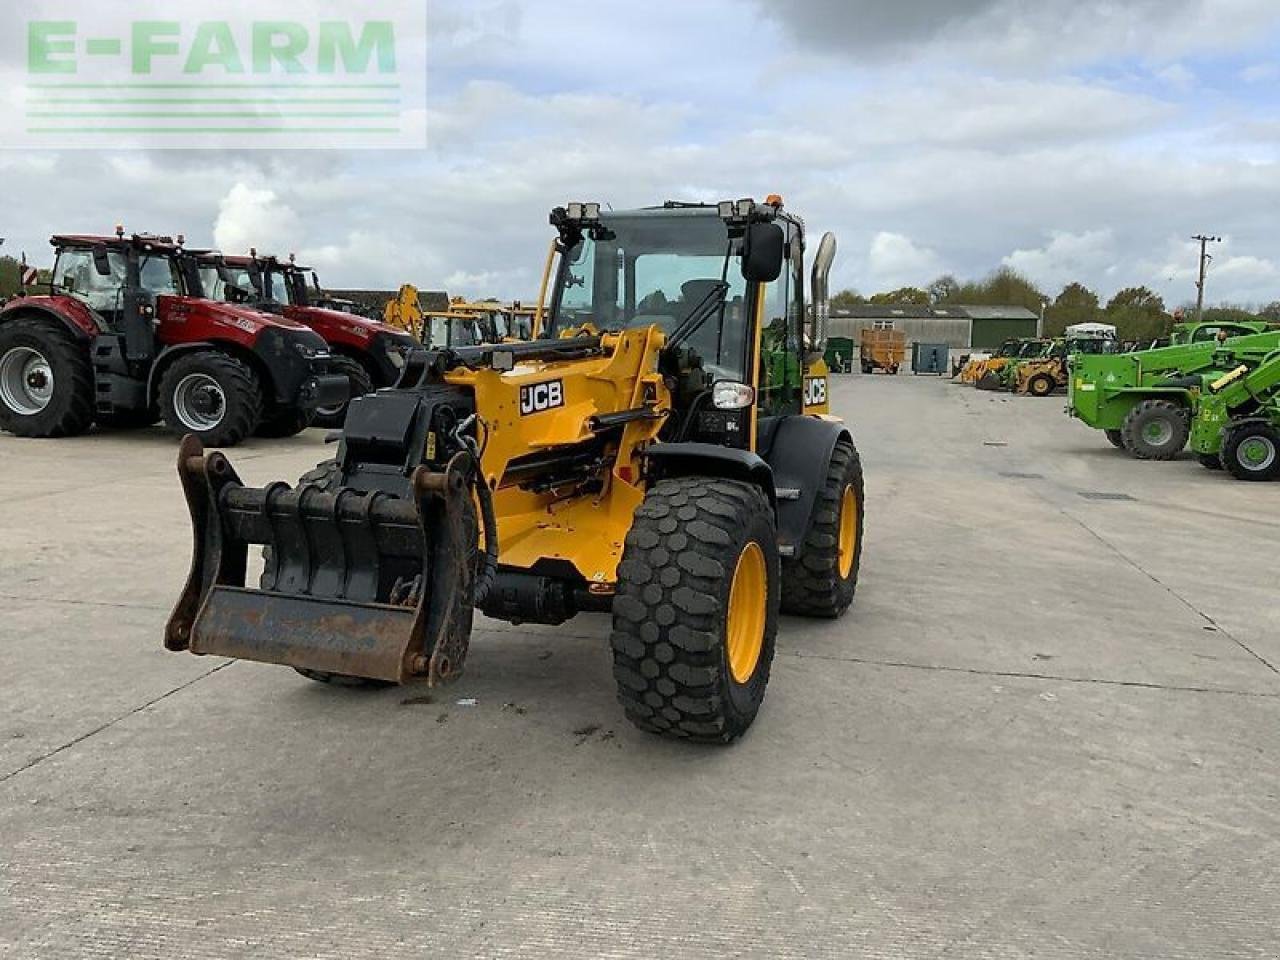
left=166, top=197, right=864, bottom=743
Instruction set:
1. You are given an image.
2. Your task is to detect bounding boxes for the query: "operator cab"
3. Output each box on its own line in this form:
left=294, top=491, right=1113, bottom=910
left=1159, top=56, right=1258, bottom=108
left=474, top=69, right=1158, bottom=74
left=51, top=233, right=189, bottom=324
left=544, top=199, right=826, bottom=451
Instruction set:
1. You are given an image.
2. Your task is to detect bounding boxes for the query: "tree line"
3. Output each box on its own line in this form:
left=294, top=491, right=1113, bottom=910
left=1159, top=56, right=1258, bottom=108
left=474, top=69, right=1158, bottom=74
left=831, top=266, right=1280, bottom=341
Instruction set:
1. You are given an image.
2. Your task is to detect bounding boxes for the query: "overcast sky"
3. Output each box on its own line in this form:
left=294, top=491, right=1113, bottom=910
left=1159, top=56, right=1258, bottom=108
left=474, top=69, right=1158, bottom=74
left=3, top=0, right=1280, bottom=306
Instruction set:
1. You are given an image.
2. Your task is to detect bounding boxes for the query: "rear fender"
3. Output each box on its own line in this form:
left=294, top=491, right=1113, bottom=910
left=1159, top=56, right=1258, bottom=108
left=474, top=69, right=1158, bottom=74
left=761, top=416, right=852, bottom=558
left=0, top=300, right=100, bottom=341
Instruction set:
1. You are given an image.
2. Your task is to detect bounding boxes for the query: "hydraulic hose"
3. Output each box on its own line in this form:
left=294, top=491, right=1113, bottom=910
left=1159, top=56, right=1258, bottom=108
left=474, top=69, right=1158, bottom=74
left=454, top=415, right=499, bottom=606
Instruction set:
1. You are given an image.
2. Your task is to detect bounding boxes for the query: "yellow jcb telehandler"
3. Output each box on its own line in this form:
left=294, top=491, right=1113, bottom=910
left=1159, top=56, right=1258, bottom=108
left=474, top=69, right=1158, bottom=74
left=165, top=197, right=864, bottom=743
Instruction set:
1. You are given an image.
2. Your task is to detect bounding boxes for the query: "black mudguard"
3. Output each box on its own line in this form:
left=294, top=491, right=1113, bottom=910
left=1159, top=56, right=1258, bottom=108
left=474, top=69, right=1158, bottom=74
left=762, top=416, right=853, bottom=559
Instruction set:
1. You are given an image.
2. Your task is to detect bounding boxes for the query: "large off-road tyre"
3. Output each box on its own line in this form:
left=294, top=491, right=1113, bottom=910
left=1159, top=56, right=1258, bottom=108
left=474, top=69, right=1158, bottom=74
left=1105, top=429, right=1126, bottom=450
left=1222, top=422, right=1280, bottom=482
left=255, top=406, right=316, bottom=439
left=1197, top=453, right=1223, bottom=471
left=1120, top=399, right=1189, bottom=461
left=610, top=478, right=779, bottom=744
left=781, top=438, right=865, bottom=618
left=158, top=351, right=262, bottom=448
left=976, top=371, right=1003, bottom=392
left=1026, top=372, right=1057, bottom=397
left=95, top=407, right=159, bottom=430
left=0, top=318, right=94, bottom=438
left=314, top=355, right=373, bottom=430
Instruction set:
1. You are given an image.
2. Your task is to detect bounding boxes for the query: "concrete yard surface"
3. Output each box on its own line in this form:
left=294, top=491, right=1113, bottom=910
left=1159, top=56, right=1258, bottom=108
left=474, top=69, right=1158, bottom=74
left=1, top=374, right=1278, bottom=958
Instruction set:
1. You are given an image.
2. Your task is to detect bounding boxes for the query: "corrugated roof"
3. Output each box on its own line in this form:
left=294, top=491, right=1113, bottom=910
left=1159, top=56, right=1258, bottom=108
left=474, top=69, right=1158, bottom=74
left=834, top=305, right=970, bottom=319
left=948, top=305, right=1039, bottom=321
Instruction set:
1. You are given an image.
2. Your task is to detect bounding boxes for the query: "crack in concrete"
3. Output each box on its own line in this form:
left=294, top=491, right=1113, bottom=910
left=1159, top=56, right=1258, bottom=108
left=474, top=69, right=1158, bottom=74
left=0, top=593, right=169, bottom=612
left=778, top=651, right=1280, bottom=699
left=1056, top=508, right=1279, bottom=677
left=0, top=661, right=234, bottom=786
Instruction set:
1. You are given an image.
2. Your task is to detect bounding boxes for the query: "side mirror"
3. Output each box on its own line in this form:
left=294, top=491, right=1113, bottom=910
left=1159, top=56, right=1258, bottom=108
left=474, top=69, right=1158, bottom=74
left=91, top=245, right=113, bottom=277
left=741, top=222, right=785, bottom=283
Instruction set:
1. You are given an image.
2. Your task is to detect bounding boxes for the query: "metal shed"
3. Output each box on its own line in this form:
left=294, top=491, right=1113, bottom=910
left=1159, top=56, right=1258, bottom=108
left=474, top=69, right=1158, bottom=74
left=954, top=305, right=1040, bottom=349
left=829, top=304, right=1041, bottom=351
left=829, top=305, right=971, bottom=350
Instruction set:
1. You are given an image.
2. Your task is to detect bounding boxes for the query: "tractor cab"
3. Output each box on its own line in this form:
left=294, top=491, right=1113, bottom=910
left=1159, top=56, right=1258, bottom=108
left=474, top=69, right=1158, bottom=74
left=49, top=233, right=194, bottom=369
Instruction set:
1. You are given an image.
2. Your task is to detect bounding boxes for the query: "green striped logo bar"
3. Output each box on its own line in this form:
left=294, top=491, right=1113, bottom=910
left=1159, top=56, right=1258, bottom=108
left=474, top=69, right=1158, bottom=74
left=5, top=2, right=427, bottom=149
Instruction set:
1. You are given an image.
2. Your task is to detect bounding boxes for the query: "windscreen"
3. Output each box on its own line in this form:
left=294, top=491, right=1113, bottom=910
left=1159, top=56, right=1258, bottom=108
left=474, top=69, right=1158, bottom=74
left=549, top=212, right=750, bottom=382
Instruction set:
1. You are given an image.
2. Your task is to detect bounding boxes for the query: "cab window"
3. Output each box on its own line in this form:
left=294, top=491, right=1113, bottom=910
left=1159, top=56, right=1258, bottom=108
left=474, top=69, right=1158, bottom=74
left=757, top=226, right=804, bottom=418
left=53, top=249, right=126, bottom=313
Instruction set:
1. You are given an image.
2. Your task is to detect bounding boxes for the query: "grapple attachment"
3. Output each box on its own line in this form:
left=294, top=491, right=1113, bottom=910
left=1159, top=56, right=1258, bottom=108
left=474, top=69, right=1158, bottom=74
left=165, top=435, right=475, bottom=685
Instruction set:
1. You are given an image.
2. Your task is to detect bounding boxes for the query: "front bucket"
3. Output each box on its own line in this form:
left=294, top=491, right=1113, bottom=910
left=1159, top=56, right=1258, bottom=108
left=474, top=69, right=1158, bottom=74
left=164, top=436, right=475, bottom=685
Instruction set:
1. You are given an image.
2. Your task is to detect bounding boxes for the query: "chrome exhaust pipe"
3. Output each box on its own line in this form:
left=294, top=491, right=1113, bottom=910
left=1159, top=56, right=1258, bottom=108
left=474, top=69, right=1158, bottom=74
left=808, top=232, right=837, bottom=362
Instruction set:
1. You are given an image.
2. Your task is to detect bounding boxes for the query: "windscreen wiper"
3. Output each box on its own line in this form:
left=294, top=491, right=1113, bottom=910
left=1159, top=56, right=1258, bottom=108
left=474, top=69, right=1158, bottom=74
left=664, top=281, right=730, bottom=351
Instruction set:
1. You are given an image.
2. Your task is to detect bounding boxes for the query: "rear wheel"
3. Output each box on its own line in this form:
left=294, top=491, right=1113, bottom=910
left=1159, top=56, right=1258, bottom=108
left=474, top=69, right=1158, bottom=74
left=610, top=478, right=779, bottom=743
left=1026, top=372, right=1057, bottom=397
left=1105, top=429, right=1125, bottom=449
left=0, top=318, right=94, bottom=438
left=1120, top=399, right=1188, bottom=460
left=158, top=352, right=262, bottom=448
left=1222, top=422, right=1280, bottom=481
left=781, top=438, right=865, bottom=618
left=314, top=355, right=374, bottom=429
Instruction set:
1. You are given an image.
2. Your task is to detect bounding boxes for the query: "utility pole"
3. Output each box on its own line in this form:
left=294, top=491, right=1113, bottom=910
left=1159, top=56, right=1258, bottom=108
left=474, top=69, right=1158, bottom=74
left=1191, top=234, right=1221, bottom=321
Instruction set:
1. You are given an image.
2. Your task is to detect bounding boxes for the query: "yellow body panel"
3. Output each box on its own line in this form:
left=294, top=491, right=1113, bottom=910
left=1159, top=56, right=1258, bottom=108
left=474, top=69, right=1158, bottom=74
left=443, top=327, right=670, bottom=586
left=803, top=357, right=832, bottom=415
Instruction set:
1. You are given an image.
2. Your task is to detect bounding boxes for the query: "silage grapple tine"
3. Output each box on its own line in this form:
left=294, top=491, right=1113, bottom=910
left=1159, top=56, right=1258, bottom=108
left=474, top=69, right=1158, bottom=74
left=164, top=438, right=477, bottom=686
left=165, top=435, right=247, bottom=653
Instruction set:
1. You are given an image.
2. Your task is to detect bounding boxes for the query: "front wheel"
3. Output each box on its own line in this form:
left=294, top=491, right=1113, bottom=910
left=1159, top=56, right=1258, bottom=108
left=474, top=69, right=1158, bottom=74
left=158, top=352, right=262, bottom=448
left=314, top=355, right=374, bottom=430
left=1120, top=399, right=1188, bottom=461
left=1105, top=429, right=1126, bottom=450
left=610, top=478, right=779, bottom=743
left=255, top=406, right=316, bottom=439
left=1026, top=372, right=1057, bottom=397
left=1222, top=422, right=1280, bottom=481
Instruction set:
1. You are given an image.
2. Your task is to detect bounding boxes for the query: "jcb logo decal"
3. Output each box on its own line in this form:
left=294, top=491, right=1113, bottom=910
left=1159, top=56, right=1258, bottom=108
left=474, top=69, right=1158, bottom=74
left=803, top=377, right=827, bottom=407
left=519, top=380, right=565, bottom=416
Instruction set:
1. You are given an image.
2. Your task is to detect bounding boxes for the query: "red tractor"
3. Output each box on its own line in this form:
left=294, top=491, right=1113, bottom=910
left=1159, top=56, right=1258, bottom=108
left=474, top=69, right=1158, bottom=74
left=0, top=233, right=348, bottom=447
left=199, top=253, right=419, bottom=428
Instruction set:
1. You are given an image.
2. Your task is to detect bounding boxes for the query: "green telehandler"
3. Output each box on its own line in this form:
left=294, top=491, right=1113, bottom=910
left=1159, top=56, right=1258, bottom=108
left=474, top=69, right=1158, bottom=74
left=1189, top=345, right=1280, bottom=481
left=1068, top=329, right=1280, bottom=460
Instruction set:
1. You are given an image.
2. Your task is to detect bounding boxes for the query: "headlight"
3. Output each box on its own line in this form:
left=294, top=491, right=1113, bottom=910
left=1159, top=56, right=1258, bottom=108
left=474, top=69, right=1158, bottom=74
left=293, top=341, right=329, bottom=360
left=712, top=381, right=755, bottom=410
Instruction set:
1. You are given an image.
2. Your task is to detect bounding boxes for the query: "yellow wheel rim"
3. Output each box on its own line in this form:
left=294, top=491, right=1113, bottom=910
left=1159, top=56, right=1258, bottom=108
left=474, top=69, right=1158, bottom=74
left=837, top=485, right=858, bottom=580
left=725, top=542, right=767, bottom=684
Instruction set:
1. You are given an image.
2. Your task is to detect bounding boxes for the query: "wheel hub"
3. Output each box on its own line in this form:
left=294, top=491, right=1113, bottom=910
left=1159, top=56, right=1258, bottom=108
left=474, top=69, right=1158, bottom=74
left=0, top=346, right=55, bottom=415
left=172, top=373, right=228, bottom=432
left=1239, top=437, right=1276, bottom=470
left=725, top=542, right=767, bottom=684
left=1143, top=419, right=1174, bottom=446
